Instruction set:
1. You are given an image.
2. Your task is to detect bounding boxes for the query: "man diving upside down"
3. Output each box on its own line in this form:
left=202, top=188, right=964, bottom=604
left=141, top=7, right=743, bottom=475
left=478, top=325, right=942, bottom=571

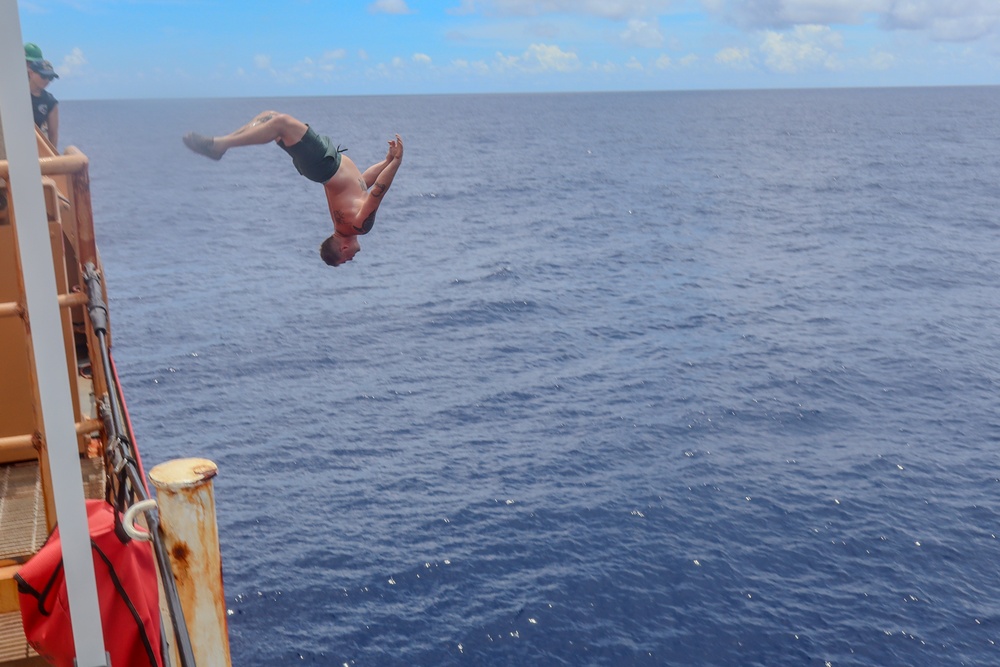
left=183, top=111, right=403, bottom=267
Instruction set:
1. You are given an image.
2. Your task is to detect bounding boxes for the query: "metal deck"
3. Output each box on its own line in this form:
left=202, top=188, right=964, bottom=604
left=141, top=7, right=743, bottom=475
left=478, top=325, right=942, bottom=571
left=0, top=457, right=104, bottom=563
left=0, top=611, right=36, bottom=664
left=0, top=456, right=104, bottom=664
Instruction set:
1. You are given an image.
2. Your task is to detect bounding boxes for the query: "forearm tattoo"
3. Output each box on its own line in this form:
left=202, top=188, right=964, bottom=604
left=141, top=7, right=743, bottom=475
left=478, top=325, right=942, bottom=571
left=372, top=182, right=388, bottom=198
left=355, top=211, right=376, bottom=234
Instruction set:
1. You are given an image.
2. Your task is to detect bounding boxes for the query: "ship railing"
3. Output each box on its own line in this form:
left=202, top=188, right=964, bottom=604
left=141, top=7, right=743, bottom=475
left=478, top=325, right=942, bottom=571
left=1, top=145, right=199, bottom=667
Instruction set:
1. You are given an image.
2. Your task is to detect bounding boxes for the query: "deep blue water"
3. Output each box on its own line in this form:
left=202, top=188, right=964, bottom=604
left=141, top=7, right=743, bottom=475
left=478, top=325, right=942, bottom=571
left=61, top=88, right=1000, bottom=666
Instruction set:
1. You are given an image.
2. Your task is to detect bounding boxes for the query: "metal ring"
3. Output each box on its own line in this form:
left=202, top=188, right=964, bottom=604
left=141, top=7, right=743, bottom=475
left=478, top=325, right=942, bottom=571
left=121, top=498, right=158, bottom=542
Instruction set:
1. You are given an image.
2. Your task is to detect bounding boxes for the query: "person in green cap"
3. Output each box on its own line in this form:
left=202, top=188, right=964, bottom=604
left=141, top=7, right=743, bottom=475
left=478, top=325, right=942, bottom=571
left=24, top=43, right=43, bottom=61
left=25, top=43, right=60, bottom=148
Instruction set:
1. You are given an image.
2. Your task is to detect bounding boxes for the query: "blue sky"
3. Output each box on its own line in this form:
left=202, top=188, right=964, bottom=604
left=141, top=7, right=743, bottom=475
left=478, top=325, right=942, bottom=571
left=17, top=0, right=1000, bottom=100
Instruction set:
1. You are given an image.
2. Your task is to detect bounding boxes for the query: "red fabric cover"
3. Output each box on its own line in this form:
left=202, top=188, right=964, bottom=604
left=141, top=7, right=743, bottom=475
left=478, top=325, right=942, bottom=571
left=15, top=499, right=163, bottom=667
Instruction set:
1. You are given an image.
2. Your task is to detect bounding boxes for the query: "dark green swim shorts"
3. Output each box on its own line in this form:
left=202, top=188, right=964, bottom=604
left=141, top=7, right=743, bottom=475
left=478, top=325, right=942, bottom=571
left=278, top=126, right=344, bottom=184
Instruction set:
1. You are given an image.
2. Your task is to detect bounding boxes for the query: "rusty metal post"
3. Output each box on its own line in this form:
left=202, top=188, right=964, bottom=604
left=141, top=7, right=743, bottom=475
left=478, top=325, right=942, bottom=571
left=149, top=458, right=232, bottom=667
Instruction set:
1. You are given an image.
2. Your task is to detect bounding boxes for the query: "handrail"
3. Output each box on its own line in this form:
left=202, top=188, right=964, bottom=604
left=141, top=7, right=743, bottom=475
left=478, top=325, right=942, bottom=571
left=1, top=147, right=98, bottom=267
left=0, top=152, right=89, bottom=178
left=59, top=292, right=89, bottom=307
left=0, top=433, right=35, bottom=450
left=0, top=292, right=88, bottom=318
left=0, top=419, right=103, bottom=453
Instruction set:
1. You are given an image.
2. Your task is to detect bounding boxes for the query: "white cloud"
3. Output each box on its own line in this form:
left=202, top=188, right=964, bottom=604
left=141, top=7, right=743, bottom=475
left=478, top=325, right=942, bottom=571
left=495, top=52, right=521, bottom=70
left=413, top=53, right=433, bottom=64
left=253, top=54, right=272, bottom=70
left=626, top=56, right=645, bottom=70
left=528, top=43, right=581, bottom=71
left=452, top=58, right=492, bottom=74
left=621, top=18, right=665, bottom=48
left=368, top=0, right=414, bottom=15
left=495, top=43, right=581, bottom=72
left=655, top=54, right=672, bottom=68
left=448, top=0, right=478, bottom=15
left=759, top=24, right=843, bottom=73
left=701, top=0, right=889, bottom=28
left=57, top=47, right=87, bottom=77
left=590, top=60, right=619, bottom=72
left=480, top=0, right=677, bottom=20
left=702, top=0, right=1000, bottom=42
left=317, top=50, right=347, bottom=72
left=883, top=0, right=1000, bottom=41
left=715, top=46, right=752, bottom=67
left=866, top=50, right=895, bottom=69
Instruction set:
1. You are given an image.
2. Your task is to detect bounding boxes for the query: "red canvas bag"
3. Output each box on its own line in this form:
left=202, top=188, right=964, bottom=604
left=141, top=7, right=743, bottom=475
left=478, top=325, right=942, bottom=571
left=14, top=499, right=164, bottom=667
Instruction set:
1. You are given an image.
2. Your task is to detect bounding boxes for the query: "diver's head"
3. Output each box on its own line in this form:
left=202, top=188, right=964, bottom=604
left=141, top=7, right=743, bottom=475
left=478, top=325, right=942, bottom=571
left=319, top=233, right=361, bottom=267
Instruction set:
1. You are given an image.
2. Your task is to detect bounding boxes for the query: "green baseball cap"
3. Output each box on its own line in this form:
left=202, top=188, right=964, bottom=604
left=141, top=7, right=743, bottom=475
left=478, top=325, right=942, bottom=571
left=24, top=43, right=43, bottom=61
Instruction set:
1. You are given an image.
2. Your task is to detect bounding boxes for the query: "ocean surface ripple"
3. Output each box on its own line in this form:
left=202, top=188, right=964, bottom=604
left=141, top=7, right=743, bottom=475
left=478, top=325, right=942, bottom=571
left=63, top=87, right=1000, bottom=666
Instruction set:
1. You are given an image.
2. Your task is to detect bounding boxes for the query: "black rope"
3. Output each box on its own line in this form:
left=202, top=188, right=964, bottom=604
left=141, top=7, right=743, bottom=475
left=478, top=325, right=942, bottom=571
left=84, top=263, right=198, bottom=667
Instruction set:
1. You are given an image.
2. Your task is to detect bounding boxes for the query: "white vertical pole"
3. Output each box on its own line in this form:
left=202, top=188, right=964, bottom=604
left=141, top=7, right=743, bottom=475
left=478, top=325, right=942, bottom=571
left=0, top=5, right=108, bottom=667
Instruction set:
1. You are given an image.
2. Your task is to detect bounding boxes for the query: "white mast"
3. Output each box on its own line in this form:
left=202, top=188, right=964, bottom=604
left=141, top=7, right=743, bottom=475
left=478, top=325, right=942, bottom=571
left=0, top=5, right=108, bottom=666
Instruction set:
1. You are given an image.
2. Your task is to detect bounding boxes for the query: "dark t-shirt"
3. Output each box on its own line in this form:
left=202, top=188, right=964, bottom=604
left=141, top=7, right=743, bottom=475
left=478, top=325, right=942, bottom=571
left=31, top=89, right=58, bottom=129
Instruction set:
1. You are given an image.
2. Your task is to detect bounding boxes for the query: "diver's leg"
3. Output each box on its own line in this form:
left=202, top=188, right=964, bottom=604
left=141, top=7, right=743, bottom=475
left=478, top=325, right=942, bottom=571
left=183, top=111, right=309, bottom=159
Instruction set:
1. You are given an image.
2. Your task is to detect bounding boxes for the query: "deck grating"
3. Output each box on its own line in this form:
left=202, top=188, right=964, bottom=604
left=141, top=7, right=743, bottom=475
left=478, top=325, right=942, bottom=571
left=0, top=457, right=106, bottom=563
left=0, top=465, right=44, bottom=564
left=0, top=611, right=35, bottom=663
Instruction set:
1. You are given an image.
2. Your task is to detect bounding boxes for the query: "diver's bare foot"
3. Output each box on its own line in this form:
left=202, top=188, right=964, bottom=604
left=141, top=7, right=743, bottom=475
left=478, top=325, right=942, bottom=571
left=182, top=132, right=225, bottom=160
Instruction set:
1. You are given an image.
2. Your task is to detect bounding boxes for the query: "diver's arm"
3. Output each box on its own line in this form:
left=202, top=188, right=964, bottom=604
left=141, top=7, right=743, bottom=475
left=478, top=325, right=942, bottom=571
left=361, top=156, right=391, bottom=188
left=361, top=136, right=401, bottom=187
left=353, top=136, right=403, bottom=234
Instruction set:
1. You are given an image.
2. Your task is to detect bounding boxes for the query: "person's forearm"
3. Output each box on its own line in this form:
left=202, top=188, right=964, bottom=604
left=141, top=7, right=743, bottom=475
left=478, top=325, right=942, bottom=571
left=371, top=156, right=401, bottom=198
left=356, top=156, right=401, bottom=229
left=362, top=158, right=391, bottom=188
left=47, top=106, right=59, bottom=149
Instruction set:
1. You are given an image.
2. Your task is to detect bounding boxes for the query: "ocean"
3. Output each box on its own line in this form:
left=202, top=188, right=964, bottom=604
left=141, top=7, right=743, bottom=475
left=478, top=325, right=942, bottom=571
left=61, top=87, right=1000, bottom=666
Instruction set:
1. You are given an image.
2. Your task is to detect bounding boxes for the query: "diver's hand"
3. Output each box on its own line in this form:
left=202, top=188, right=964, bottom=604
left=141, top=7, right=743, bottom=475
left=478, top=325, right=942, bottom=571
left=388, top=134, right=403, bottom=162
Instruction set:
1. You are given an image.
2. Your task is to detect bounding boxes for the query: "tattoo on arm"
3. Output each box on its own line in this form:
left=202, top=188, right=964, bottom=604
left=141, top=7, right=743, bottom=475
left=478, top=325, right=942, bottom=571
left=354, top=211, right=377, bottom=234
left=358, top=178, right=366, bottom=191
left=372, top=182, right=388, bottom=198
